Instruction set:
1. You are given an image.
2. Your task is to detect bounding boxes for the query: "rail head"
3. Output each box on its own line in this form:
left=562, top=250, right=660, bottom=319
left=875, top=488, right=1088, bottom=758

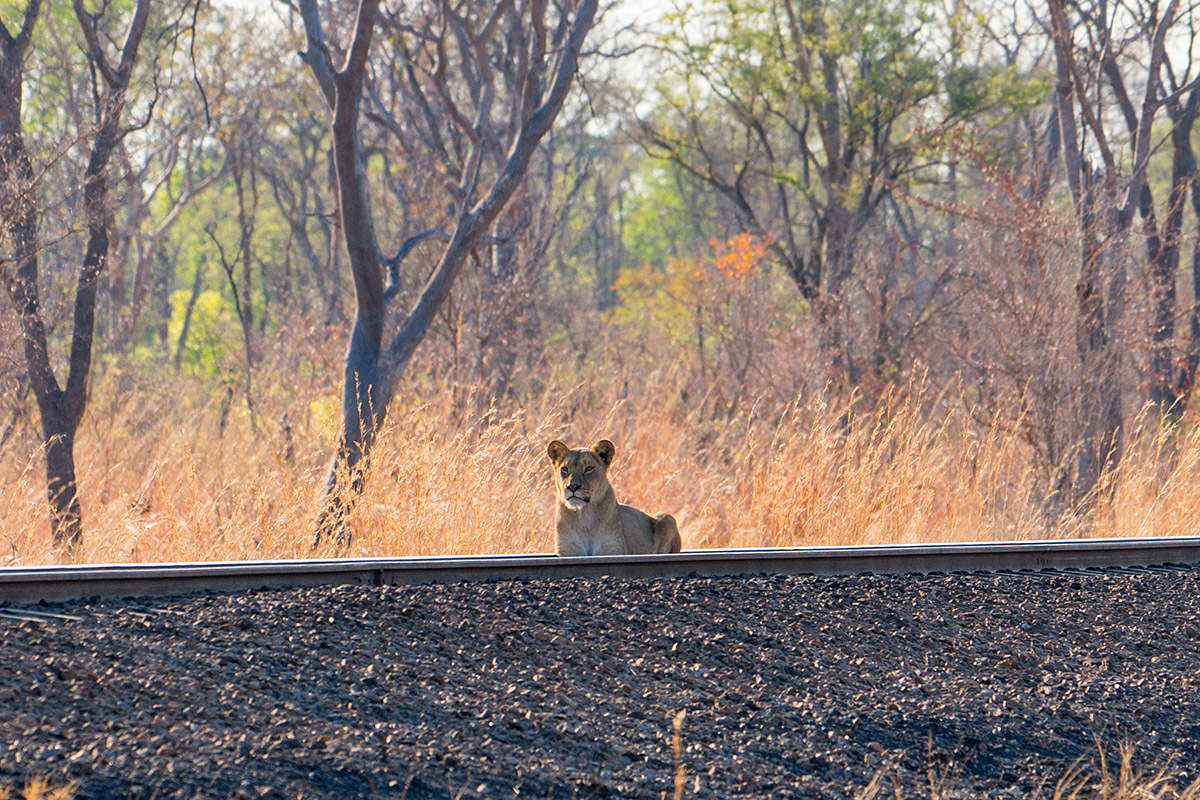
left=3, top=536, right=1200, bottom=605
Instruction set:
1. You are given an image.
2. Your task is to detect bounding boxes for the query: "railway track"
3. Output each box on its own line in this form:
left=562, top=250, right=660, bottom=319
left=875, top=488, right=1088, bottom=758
left=3, top=534, right=1200, bottom=604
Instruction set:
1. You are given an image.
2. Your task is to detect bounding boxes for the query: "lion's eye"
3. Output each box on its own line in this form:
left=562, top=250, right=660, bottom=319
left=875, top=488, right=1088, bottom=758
left=584, top=465, right=594, bottom=474
left=560, top=467, right=568, bottom=478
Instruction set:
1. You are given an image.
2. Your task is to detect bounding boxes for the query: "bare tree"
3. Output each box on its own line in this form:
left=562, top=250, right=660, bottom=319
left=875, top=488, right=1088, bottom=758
left=295, top=0, right=598, bottom=545
left=0, top=0, right=152, bottom=549
left=1047, top=0, right=1182, bottom=505
left=369, top=4, right=605, bottom=407
left=1087, top=0, right=1200, bottom=420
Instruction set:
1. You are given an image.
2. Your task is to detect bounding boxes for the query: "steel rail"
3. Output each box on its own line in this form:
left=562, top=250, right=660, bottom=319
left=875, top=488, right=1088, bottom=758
left=2, top=535, right=1200, bottom=604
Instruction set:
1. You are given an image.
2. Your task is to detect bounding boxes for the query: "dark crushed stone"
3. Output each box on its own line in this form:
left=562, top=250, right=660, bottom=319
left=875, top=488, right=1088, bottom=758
left=2, top=571, right=1199, bottom=798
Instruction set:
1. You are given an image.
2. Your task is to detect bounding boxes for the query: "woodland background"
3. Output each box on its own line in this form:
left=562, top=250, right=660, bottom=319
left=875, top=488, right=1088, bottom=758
left=3, top=0, right=1200, bottom=563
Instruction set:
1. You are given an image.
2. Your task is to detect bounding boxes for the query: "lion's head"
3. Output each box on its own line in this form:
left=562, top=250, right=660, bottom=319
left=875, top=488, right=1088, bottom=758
left=547, top=439, right=615, bottom=511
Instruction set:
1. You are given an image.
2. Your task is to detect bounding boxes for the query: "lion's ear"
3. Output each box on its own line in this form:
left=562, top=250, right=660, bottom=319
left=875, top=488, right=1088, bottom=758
left=592, top=439, right=615, bottom=467
left=547, top=440, right=569, bottom=464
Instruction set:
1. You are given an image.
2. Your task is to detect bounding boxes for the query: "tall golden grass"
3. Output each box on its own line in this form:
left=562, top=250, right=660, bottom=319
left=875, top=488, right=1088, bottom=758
left=2, top=358, right=1200, bottom=566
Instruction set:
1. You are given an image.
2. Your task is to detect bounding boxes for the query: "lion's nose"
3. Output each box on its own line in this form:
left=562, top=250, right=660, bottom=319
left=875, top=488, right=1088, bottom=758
left=567, top=482, right=582, bottom=493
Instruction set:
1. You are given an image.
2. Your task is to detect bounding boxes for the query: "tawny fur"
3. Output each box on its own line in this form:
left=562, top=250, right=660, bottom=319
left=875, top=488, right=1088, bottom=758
left=547, top=438, right=682, bottom=556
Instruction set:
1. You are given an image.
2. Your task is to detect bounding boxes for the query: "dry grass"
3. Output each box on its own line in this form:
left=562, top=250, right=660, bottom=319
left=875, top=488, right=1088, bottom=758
left=0, top=777, right=76, bottom=800
left=851, top=743, right=1200, bottom=800
left=2, top=361, right=1200, bottom=566
left=1047, top=744, right=1200, bottom=800
left=7, top=746, right=1200, bottom=800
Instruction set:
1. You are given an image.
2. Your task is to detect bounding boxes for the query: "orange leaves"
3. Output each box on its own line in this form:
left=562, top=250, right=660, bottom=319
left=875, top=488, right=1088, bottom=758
left=709, top=233, right=770, bottom=280
left=613, top=233, right=771, bottom=300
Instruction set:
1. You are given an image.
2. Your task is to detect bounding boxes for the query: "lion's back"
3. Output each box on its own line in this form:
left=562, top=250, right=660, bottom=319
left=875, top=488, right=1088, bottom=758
left=616, top=504, right=680, bottom=554
left=652, top=512, right=682, bottom=554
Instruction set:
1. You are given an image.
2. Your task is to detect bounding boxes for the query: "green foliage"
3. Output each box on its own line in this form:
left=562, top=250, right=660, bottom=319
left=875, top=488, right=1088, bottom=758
left=641, top=0, right=953, bottom=291
left=167, top=287, right=238, bottom=374
left=622, top=163, right=703, bottom=271
left=650, top=0, right=1052, bottom=193
left=944, top=63, right=1051, bottom=119
left=659, top=0, right=943, bottom=132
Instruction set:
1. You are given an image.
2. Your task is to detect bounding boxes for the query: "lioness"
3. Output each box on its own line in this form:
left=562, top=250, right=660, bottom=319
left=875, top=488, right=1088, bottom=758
left=547, top=438, right=682, bottom=556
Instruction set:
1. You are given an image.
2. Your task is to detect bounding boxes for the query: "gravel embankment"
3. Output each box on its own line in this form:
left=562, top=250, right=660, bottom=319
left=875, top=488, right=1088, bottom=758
left=2, top=570, right=1200, bottom=798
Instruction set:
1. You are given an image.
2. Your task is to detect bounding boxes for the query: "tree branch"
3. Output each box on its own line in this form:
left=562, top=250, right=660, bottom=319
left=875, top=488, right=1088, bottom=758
left=296, top=0, right=336, bottom=107
left=1121, top=0, right=1182, bottom=226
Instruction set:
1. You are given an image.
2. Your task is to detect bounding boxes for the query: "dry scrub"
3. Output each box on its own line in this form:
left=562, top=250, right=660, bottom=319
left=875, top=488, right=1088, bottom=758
left=0, top=778, right=75, bottom=800
left=855, top=743, right=1200, bottom=799
left=2, top=362, right=1199, bottom=566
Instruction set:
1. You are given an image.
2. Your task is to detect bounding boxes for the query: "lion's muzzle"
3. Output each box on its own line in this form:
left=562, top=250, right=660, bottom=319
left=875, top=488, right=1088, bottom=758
left=563, top=483, right=590, bottom=510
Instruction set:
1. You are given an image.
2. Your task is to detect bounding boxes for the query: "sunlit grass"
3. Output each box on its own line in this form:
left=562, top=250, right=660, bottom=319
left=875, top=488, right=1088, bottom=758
left=2, top=363, right=1199, bottom=566
left=6, top=744, right=1200, bottom=800
left=853, top=742, right=1200, bottom=800
left=0, top=777, right=76, bottom=800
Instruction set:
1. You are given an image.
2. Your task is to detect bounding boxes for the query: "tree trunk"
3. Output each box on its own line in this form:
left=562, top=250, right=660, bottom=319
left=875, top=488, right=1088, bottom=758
left=1103, top=48, right=1187, bottom=419
left=41, top=406, right=82, bottom=550
left=1070, top=176, right=1126, bottom=510
left=1046, top=0, right=1179, bottom=509
left=0, top=1, right=75, bottom=548
left=302, top=0, right=598, bottom=548
left=0, top=0, right=149, bottom=549
left=1147, top=137, right=1188, bottom=418
left=302, top=0, right=386, bottom=545
left=1168, top=89, right=1200, bottom=410
left=174, top=261, right=205, bottom=370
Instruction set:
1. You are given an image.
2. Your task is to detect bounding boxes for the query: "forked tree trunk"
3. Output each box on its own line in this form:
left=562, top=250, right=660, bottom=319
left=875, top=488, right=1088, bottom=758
left=0, top=0, right=149, bottom=550
left=1048, top=0, right=1177, bottom=510
left=1102, top=50, right=1196, bottom=420
left=299, top=0, right=598, bottom=547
